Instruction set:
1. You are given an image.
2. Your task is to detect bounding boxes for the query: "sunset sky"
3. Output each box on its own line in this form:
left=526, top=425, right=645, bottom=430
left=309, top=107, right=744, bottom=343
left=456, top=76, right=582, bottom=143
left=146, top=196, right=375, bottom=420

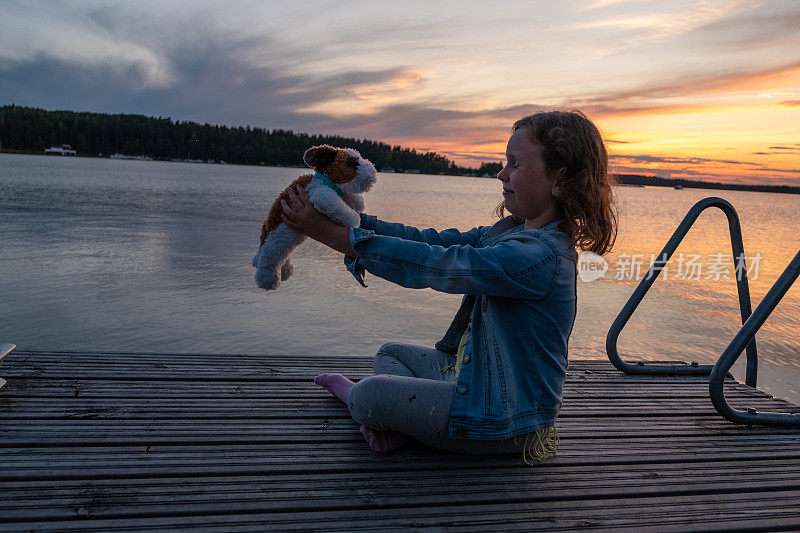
left=1, top=0, right=799, bottom=184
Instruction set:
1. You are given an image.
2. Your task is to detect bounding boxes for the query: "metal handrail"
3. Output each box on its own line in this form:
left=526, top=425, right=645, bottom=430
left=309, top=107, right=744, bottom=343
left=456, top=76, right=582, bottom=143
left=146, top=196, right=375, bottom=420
left=710, top=249, right=800, bottom=427
left=607, top=197, right=758, bottom=383
left=0, top=343, right=15, bottom=390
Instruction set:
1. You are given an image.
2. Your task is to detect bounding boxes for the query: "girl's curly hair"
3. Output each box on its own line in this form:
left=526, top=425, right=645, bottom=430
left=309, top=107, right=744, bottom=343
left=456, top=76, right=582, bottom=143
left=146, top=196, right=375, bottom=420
left=496, top=109, right=618, bottom=255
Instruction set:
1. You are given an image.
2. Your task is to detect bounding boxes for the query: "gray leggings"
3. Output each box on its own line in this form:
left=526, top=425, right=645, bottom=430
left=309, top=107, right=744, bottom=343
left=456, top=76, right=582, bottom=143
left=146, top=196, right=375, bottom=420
left=346, top=343, right=526, bottom=455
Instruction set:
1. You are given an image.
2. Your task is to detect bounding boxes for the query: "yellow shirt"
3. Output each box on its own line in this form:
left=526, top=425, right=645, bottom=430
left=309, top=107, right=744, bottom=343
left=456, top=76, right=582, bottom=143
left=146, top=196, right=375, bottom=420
left=440, top=310, right=472, bottom=381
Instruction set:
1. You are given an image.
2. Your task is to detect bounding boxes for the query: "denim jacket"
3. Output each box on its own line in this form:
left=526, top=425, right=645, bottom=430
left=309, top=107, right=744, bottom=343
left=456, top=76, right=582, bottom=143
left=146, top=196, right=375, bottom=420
left=344, top=213, right=578, bottom=441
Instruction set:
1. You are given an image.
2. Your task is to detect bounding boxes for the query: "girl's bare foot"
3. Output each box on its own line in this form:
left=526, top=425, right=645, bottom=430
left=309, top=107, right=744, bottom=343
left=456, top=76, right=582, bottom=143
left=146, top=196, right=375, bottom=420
left=360, top=425, right=411, bottom=452
left=313, top=373, right=355, bottom=403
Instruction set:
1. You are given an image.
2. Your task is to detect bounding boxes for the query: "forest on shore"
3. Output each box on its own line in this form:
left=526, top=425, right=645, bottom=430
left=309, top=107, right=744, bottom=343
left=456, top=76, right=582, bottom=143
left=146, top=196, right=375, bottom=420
left=2, top=104, right=797, bottom=194
left=616, top=174, right=800, bottom=194
left=0, top=105, right=500, bottom=176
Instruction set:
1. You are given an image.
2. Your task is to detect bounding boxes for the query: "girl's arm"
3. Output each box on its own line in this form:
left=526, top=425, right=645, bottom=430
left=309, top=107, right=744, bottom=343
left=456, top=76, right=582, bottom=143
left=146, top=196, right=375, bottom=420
left=281, top=186, right=557, bottom=299
left=360, top=213, right=485, bottom=247
left=344, top=229, right=557, bottom=298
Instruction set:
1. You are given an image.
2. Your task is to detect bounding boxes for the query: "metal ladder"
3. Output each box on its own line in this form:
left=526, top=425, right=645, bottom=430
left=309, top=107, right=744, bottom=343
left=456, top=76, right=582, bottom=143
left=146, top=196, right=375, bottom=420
left=606, top=197, right=758, bottom=383
left=606, top=196, right=800, bottom=427
left=710, top=249, right=800, bottom=427
left=0, top=343, right=14, bottom=390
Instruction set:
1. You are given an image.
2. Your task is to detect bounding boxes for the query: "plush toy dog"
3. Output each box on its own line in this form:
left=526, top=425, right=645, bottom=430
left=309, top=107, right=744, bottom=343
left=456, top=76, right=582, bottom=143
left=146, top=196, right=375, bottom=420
left=252, top=145, right=377, bottom=290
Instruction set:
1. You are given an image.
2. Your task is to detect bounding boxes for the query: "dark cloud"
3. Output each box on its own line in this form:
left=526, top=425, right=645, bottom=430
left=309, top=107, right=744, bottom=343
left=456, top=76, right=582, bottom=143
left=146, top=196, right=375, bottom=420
left=752, top=144, right=800, bottom=155
left=611, top=160, right=800, bottom=185
left=612, top=153, right=761, bottom=167
left=445, top=151, right=504, bottom=162
left=779, top=100, right=800, bottom=106
left=688, top=5, right=800, bottom=51
left=758, top=167, right=800, bottom=175
left=610, top=151, right=800, bottom=186
left=291, top=102, right=550, bottom=143
left=296, top=104, right=474, bottom=139
left=0, top=32, right=428, bottom=135
left=0, top=2, right=457, bottom=140
left=84, top=4, right=127, bottom=33
left=0, top=56, right=164, bottom=114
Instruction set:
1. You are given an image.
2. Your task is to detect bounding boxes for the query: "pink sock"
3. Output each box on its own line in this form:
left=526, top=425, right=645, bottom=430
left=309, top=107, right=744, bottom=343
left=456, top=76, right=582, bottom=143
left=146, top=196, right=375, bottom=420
left=313, top=373, right=355, bottom=403
left=360, top=425, right=412, bottom=453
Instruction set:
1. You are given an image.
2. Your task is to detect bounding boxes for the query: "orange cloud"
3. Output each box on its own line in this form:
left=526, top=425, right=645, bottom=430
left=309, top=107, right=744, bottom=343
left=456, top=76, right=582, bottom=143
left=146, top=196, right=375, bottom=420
left=566, top=61, right=800, bottom=119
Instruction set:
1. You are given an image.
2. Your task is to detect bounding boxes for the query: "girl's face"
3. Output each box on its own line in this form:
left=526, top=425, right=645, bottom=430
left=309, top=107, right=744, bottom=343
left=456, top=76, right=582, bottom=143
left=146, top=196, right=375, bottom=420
left=497, top=128, right=560, bottom=229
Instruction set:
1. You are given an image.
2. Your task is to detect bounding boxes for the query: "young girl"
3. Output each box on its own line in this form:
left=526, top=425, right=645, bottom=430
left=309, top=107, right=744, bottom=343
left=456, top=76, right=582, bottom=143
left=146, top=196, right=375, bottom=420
left=280, top=110, right=617, bottom=464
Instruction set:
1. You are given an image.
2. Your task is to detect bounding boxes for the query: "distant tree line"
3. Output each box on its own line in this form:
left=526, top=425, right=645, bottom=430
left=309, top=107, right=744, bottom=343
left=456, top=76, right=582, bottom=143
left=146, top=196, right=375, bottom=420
left=6, top=105, right=793, bottom=193
left=0, top=105, right=501, bottom=175
left=617, top=174, right=800, bottom=195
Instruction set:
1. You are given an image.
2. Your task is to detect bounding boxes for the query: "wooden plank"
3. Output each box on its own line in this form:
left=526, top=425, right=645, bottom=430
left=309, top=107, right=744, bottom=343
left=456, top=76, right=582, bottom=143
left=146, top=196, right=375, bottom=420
left=0, top=412, right=793, bottom=430
left=0, top=361, right=725, bottom=379
left=1, top=378, right=769, bottom=399
left=2, top=462, right=800, bottom=522
left=2, top=350, right=712, bottom=367
left=2, top=437, right=800, bottom=481
left=4, top=422, right=727, bottom=445
left=0, top=351, right=741, bottom=382
left=3, top=492, right=800, bottom=532
left=1, top=397, right=796, bottom=420
left=3, top=436, right=800, bottom=482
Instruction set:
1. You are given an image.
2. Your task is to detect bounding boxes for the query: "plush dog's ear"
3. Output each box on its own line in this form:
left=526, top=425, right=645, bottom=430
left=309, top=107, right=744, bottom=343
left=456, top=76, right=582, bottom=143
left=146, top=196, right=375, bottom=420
left=303, top=145, right=338, bottom=170
left=345, top=154, right=360, bottom=170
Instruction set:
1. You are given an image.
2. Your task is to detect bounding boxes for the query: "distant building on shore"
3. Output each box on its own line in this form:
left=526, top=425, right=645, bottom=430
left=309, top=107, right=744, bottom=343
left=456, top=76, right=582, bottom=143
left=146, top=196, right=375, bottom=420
left=110, top=153, right=153, bottom=161
left=44, top=144, right=77, bottom=156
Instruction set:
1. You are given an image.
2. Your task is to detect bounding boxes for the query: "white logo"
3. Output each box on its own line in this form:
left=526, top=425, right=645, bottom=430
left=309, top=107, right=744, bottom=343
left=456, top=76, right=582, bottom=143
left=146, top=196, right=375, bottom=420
left=578, top=251, right=608, bottom=282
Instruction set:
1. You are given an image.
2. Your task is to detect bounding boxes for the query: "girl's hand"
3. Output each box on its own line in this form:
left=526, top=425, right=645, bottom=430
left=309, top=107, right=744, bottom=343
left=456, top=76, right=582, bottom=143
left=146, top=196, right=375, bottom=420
left=280, top=185, right=328, bottom=238
left=280, top=185, right=356, bottom=257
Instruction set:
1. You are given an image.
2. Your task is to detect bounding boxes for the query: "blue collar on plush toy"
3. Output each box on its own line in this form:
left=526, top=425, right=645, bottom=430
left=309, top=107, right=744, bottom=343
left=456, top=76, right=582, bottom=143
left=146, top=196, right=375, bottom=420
left=314, top=172, right=345, bottom=199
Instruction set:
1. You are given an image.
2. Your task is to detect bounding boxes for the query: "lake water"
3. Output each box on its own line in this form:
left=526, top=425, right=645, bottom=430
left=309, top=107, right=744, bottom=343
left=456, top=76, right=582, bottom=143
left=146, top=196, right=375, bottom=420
left=2, top=153, right=799, bottom=405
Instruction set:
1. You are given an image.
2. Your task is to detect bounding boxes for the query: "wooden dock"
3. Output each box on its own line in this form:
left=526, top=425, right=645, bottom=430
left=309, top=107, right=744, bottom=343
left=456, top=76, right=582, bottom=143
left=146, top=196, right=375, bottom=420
left=1, top=349, right=799, bottom=531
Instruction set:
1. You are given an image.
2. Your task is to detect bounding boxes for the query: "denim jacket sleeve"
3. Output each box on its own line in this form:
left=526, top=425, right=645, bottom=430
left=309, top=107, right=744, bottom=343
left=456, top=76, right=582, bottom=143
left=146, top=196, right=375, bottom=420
left=344, top=226, right=558, bottom=299
left=359, top=213, right=485, bottom=247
